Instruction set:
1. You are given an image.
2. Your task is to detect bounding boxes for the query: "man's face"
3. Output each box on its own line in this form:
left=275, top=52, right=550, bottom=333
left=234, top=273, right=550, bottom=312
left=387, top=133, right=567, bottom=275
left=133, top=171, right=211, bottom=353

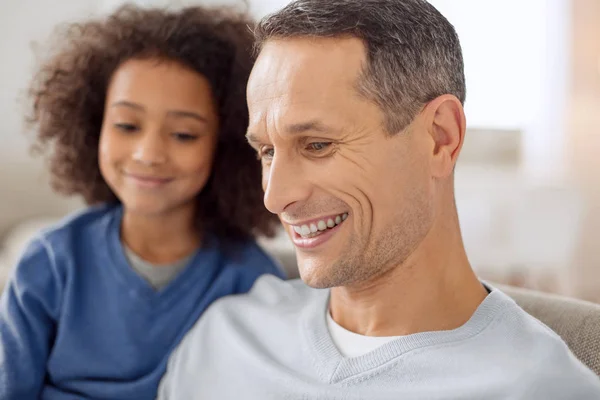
left=247, top=38, right=435, bottom=288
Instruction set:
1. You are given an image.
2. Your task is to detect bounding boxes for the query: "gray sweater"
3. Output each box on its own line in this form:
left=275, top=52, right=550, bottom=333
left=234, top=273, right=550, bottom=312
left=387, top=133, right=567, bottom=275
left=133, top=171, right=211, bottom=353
left=158, top=275, right=600, bottom=399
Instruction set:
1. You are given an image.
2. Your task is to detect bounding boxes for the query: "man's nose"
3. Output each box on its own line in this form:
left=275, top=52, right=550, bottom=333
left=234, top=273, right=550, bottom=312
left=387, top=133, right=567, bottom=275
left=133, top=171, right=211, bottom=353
left=263, top=153, right=312, bottom=215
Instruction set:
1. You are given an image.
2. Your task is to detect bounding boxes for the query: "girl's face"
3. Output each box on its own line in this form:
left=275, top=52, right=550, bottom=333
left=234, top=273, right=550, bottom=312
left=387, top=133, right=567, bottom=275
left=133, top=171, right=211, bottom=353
left=99, top=58, right=219, bottom=218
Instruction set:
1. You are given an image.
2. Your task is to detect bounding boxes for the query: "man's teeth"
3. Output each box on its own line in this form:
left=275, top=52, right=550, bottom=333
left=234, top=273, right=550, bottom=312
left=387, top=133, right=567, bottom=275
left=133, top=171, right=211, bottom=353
left=292, top=213, right=349, bottom=237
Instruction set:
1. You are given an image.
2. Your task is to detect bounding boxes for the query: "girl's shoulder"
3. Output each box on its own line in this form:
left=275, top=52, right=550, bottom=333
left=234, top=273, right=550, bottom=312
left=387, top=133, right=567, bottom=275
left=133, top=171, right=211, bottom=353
left=4, top=203, right=120, bottom=266
left=37, top=203, right=121, bottom=246
left=4, top=204, right=121, bottom=307
left=216, top=236, right=287, bottom=280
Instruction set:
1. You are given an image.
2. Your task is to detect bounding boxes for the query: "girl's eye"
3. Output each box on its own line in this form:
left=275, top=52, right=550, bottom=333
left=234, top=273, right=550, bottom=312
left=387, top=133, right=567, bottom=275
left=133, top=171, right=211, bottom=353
left=172, top=133, right=198, bottom=142
left=114, top=123, right=138, bottom=133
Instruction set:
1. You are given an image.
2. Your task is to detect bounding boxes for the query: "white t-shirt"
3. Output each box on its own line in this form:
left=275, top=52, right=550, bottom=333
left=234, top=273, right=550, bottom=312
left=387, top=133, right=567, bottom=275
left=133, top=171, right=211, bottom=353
left=326, top=311, right=400, bottom=358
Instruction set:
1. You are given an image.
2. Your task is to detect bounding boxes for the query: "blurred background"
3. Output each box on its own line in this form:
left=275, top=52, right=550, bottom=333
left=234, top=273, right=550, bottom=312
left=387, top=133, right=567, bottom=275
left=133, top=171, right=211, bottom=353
left=0, top=0, right=598, bottom=301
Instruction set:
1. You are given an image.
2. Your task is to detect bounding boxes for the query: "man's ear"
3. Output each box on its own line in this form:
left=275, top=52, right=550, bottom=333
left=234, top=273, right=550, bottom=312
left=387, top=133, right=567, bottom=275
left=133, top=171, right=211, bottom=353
left=423, top=95, right=466, bottom=178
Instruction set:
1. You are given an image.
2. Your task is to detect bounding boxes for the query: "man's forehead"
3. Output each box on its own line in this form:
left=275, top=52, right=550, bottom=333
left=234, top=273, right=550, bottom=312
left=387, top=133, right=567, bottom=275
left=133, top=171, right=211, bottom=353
left=247, top=37, right=367, bottom=102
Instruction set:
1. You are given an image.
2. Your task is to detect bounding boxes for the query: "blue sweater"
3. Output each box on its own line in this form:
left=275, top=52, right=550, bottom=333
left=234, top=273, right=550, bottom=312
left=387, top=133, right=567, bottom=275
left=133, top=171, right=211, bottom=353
left=0, top=205, right=284, bottom=399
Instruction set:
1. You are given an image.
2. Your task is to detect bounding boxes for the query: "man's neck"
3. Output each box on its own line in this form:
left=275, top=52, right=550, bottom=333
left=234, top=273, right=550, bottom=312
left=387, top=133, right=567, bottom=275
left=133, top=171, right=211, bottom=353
left=121, top=205, right=201, bottom=264
left=328, top=220, right=488, bottom=337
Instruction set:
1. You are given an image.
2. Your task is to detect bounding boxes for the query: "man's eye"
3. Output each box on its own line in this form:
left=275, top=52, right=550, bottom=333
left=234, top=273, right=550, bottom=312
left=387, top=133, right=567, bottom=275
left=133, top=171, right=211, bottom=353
left=307, top=142, right=332, bottom=152
left=258, top=146, right=274, bottom=160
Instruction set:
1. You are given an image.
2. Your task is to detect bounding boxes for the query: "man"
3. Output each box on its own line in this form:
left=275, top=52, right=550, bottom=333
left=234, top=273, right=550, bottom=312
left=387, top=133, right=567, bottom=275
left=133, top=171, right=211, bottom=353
left=158, top=0, right=600, bottom=398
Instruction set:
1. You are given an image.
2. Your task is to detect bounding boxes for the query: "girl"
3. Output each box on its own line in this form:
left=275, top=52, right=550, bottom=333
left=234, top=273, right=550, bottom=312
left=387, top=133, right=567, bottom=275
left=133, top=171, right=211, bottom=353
left=0, top=4, right=284, bottom=399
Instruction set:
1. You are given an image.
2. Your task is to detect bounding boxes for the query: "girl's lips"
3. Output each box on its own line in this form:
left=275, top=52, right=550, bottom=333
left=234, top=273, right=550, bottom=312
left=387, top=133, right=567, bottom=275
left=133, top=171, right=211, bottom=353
left=124, top=173, right=174, bottom=188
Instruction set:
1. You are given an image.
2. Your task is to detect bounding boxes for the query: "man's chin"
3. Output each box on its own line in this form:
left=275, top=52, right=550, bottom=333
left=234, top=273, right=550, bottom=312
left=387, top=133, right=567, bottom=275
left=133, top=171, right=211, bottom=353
left=297, top=257, right=339, bottom=289
left=298, top=272, right=332, bottom=289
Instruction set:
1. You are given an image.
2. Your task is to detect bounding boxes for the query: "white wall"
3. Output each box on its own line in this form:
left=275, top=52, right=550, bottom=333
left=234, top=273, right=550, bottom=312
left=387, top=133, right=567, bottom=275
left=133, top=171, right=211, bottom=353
left=430, top=0, right=571, bottom=183
left=0, top=0, right=97, bottom=149
left=99, top=0, right=244, bottom=13
left=0, top=1, right=96, bottom=236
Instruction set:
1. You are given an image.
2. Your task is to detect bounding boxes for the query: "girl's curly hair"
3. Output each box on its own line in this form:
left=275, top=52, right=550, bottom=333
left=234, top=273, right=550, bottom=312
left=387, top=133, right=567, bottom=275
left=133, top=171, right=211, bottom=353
left=26, top=4, right=278, bottom=241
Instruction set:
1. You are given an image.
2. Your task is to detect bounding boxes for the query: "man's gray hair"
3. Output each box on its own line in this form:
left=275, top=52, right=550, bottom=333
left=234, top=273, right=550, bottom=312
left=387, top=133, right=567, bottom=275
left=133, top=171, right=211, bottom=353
left=254, top=0, right=466, bottom=134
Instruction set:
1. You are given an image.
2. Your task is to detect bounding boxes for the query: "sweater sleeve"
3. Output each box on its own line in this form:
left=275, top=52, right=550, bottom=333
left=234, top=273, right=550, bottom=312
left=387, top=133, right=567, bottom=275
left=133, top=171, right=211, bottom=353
left=233, top=242, right=287, bottom=294
left=0, top=237, right=63, bottom=399
left=517, top=341, right=600, bottom=398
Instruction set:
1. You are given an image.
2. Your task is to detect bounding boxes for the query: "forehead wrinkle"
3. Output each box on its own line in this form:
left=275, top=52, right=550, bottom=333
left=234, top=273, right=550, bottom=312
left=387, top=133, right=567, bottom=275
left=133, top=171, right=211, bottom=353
left=249, top=67, right=375, bottom=145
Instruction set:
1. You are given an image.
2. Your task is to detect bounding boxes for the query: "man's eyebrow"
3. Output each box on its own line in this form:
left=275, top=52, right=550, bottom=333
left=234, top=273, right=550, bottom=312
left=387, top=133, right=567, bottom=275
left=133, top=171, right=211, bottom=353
left=286, top=120, right=331, bottom=135
left=245, top=132, right=261, bottom=146
left=246, top=120, right=333, bottom=144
